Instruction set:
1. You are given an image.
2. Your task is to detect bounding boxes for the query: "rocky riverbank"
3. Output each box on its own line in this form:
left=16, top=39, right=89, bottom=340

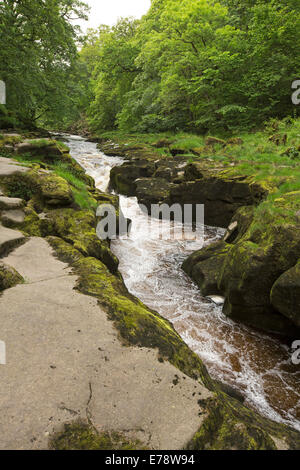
left=96, top=136, right=300, bottom=337
left=0, top=133, right=299, bottom=450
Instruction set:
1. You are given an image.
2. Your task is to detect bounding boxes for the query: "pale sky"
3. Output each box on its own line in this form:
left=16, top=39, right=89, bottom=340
left=78, top=0, right=152, bottom=30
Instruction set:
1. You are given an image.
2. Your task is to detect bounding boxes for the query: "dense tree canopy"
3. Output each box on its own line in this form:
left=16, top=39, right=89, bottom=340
left=0, top=0, right=299, bottom=133
left=80, top=0, right=300, bottom=134
left=0, top=0, right=88, bottom=128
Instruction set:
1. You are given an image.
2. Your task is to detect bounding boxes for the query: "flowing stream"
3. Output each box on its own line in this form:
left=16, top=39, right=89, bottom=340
left=65, top=134, right=300, bottom=432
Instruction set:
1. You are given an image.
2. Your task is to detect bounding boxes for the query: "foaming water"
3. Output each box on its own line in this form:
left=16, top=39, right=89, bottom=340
left=66, top=135, right=300, bottom=432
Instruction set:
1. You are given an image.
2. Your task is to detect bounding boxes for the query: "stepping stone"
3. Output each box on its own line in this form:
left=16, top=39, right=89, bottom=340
left=1, top=210, right=25, bottom=227
left=0, top=224, right=25, bottom=256
left=0, top=157, right=29, bottom=177
left=0, top=196, right=24, bottom=210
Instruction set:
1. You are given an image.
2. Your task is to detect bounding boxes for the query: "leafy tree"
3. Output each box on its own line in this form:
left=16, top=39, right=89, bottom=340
left=0, top=0, right=88, bottom=128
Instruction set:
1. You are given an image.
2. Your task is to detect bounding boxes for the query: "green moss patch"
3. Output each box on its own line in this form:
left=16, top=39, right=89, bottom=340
left=49, top=421, right=147, bottom=451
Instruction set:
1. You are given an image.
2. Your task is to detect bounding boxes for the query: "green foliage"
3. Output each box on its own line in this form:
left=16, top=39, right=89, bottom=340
left=81, top=0, right=300, bottom=134
left=0, top=0, right=88, bottom=129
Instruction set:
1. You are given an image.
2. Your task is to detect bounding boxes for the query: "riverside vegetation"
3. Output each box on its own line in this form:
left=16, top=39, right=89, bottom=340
left=0, top=0, right=300, bottom=451
left=0, top=134, right=300, bottom=449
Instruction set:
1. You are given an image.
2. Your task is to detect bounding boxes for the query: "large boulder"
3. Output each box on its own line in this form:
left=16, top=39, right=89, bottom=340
left=15, top=139, right=66, bottom=161
left=182, top=241, right=230, bottom=296
left=170, top=176, right=262, bottom=228
left=183, top=191, right=300, bottom=335
left=135, top=177, right=174, bottom=210
left=271, top=260, right=300, bottom=327
left=110, top=160, right=156, bottom=196
left=37, top=172, right=74, bottom=207
left=41, top=208, right=119, bottom=274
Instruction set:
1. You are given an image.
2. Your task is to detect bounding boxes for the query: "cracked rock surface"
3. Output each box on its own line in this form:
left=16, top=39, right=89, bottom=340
left=0, top=237, right=212, bottom=450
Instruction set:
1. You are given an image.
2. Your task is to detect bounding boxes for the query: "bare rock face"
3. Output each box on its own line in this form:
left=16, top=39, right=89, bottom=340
left=271, top=260, right=300, bottom=327
left=0, top=196, right=24, bottom=210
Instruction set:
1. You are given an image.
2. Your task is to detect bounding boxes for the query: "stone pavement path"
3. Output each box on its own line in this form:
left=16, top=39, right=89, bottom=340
left=0, top=236, right=211, bottom=450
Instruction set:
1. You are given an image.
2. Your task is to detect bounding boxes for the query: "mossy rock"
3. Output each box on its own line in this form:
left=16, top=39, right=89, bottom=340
left=41, top=208, right=119, bottom=274
left=35, top=171, right=74, bottom=207
left=271, top=260, right=300, bottom=327
left=170, top=177, right=259, bottom=228
left=49, top=421, right=147, bottom=450
left=0, top=261, right=23, bottom=291
left=45, top=238, right=300, bottom=450
left=135, top=177, right=174, bottom=210
left=16, top=139, right=64, bottom=160
left=110, top=160, right=156, bottom=196
left=187, top=394, right=300, bottom=450
left=154, top=159, right=187, bottom=181
left=0, top=169, right=73, bottom=207
left=47, top=236, right=213, bottom=389
left=182, top=241, right=231, bottom=296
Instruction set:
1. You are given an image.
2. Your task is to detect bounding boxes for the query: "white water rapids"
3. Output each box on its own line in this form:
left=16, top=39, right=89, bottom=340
left=65, top=134, right=300, bottom=432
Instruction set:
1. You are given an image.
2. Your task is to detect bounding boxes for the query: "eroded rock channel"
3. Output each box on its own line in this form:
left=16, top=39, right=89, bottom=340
left=67, top=135, right=300, bottom=433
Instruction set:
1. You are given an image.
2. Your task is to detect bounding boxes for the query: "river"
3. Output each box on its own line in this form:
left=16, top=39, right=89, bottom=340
left=65, top=134, right=300, bottom=432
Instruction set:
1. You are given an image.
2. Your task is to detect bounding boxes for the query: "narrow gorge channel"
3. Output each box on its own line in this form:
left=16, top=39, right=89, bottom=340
left=66, top=134, right=300, bottom=433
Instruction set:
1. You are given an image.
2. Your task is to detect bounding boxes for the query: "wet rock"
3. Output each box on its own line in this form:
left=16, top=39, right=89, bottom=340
left=271, top=260, right=300, bottom=327
left=182, top=241, right=230, bottom=296
left=110, top=160, right=156, bottom=196
left=219, top=221, right=300, bottom=335
left=214, top=380, right=245, bottom=403
left=135, top=178, right=174, bottom=210
left=154, top=159, right=187, bottom=182
left=170, top=177, right=260, bottom=228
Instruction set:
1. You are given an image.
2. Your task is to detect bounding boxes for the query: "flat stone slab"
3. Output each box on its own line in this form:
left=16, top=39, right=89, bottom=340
left=0, top=157, right=29, bottom=177
left=0, top=224, right=25, bottom=256
left=0, top=196, right=24, bottom=210
left=207, top=295, right=225, bottom=306
left=0, top=237, right=212, bottom=450
left=1, top=209, right=25, bottom=226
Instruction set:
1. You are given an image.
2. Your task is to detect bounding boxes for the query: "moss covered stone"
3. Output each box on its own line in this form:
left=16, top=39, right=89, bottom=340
left=182, top=241, right=231, bottom=296
left=271, top=259, right=300, bottom=327
left=42, top=208, right=119, bottom=274
left=187, top=394, right=300, bottom=450
left=0, top=261, right=23, bottom=291
left=46, top=236, right=300, bottom=449
left=183, top=190, right=300, bottom=334
left=49, top=421, right=147, bottom=450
